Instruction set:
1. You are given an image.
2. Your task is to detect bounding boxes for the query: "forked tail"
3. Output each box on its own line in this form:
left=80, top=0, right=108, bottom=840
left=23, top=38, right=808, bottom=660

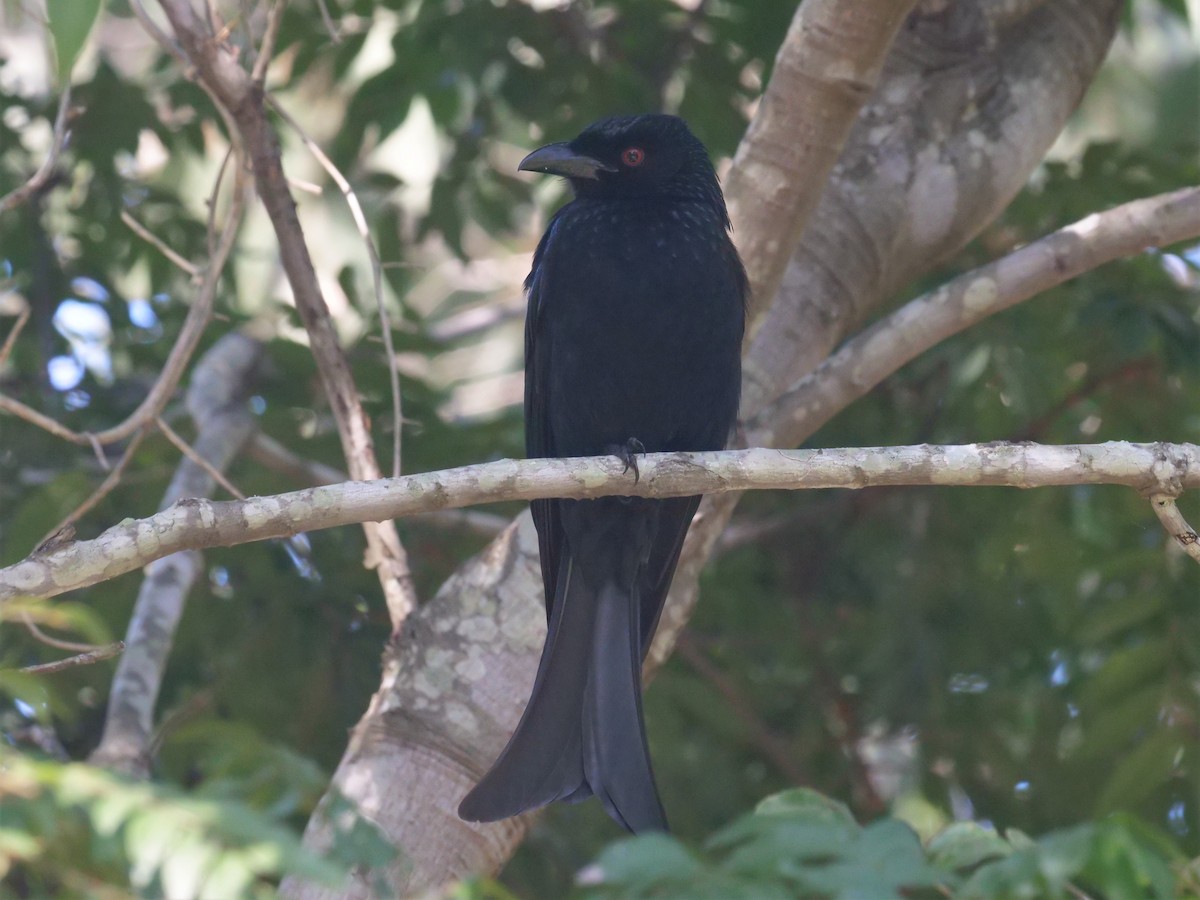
left=458, top=561, right=667, bottom=832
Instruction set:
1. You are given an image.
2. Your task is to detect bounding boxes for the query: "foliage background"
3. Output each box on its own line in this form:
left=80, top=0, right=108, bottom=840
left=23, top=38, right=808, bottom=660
left=1, top=0, right=1198, bottom=896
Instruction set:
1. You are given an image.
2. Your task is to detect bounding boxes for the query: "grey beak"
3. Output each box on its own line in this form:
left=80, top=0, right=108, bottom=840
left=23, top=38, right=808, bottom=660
left=518, top=142, right=616, bottom=180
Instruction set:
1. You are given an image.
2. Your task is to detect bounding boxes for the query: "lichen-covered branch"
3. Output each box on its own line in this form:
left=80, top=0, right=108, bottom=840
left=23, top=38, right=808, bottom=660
left=4, top=441, right=1196, bottom=607
left=757, top=185, right=1200, bottom=445
left=741, top=0, right=1124, bottom=418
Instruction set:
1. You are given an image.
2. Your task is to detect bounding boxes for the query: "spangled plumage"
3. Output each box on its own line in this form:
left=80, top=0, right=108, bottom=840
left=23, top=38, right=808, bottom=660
left=458, top=115, right=746, bottom=833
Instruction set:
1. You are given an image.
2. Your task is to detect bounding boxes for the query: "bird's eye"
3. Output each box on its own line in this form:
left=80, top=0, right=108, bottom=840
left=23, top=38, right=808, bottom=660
left=621, top=147, right=646, bottom=167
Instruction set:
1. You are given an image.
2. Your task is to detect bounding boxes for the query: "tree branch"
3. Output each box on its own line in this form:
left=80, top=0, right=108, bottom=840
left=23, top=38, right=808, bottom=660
left=740, top=0, right=1123, bottom=418
left=755, top=185, right=1200, bottom=445
left=1150, top=494, right=1200, bottom=564
left=0, top=165, right=248, bottom=446
left=0, top=87, right=73, bottom=215
left=88, top=333, right=263, bottom=777
left=17, top=642, right=125, bottom=675
left=154, top=0, right=420, bottom=633
left=3, top=441, right=1196, bottom=607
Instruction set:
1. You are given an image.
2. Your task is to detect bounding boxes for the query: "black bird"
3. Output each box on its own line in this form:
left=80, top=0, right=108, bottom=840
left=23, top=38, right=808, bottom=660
left=458, top=115, right=746, bottom=833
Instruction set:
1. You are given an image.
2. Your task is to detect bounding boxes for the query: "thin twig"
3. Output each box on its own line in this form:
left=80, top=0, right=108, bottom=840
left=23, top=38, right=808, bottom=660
left=128, top=0, right=189, bottom=65
left=0, top=165, right=248, bottom=448
left=268, top=96, right=405, bottom=478
left=18, top=642, right=125, bottom=675
left=0, top=393, right=91, bottom=443
left=251, top=0, right=287, bottom=84
left=1150, top=494, right=1200, bottom=564
left=120, top=210, right=200, bottom=277
left=206, top=147, right=235, bottom=267
left=0, top=87, right=72, bottom=215
left=21, top=613, right=104, bottom=653
left=315, top=0, right=341, bottom=44
left=0, top=306, right=32, bottom=368
left=156, top=415, right=246, bottom=499
left=40, top=428, right=150, bottom=546
left=758, top=185, right=1200, bottom=446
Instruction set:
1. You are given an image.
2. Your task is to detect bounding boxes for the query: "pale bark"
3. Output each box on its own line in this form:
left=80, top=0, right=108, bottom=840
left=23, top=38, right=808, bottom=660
left=742, top=0, right=1124, bottom=420
left=757, top=185, right=1200, bottom=444
left=88, top=333, right=263, bottom=777
left=724, top=0, right=919, bottom=333
left=4, top=442, right=1195, bottom=607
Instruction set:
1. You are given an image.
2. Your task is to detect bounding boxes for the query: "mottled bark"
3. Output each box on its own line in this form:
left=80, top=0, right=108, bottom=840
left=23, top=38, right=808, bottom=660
left=8, top=441, right=1196, bottom=606
left=743, top=0, right=1123, bottom=421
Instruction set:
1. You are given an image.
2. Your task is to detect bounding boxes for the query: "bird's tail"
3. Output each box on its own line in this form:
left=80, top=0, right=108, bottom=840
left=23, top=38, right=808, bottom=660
left=458, top=560, right=667, bottom=832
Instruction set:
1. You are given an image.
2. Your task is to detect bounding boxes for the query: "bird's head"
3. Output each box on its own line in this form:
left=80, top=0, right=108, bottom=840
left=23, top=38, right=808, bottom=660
left=518, top=114, right=724, bottom=210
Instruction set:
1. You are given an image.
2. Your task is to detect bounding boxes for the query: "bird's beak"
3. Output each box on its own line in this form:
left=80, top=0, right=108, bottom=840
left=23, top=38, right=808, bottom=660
left=518, top=142, right=616, bottom=180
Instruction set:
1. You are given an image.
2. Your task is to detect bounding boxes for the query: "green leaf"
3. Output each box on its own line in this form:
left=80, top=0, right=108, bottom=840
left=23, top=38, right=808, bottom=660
left=1094, top=728, right=1183, bottom=813
left=754, top=788, right=858, bottom=826
left=593, top=833, right=704, bottom=888
left=926, top=821, right=1013, bottom=873
left=1085, top=815, right=1180, bottom=899
left=46, top=0, right=104, bottom=82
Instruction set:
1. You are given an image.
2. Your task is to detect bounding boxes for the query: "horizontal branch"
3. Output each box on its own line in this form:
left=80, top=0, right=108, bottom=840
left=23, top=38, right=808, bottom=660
left=2, top=441, right=1195, bottom=605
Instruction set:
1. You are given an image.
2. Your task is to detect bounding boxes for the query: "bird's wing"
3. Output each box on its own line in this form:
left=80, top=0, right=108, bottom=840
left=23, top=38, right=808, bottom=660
left=525, top=218, right=564, bottom=618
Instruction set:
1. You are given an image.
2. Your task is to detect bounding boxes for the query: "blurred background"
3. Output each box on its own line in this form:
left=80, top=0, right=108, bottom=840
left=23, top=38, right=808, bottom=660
left=1, top=0, right=1198, bottom=896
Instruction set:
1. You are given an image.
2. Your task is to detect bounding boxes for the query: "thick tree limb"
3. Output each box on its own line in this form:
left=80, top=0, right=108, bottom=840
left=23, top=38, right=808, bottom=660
left=88, top=333, right=263, bottom=778
left=756, top=185, right=1200, bottom=445
left=724, top=0, right=918, bottom=334
left=741, top=0, right=1124, bottom=418
left=153, top=0, right=419, bottom=633
left=3, top=441, right=1196, bottom=607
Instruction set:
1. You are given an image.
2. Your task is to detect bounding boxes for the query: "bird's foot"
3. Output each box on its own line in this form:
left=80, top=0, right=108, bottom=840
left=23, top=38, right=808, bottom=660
left=608, top=437, right=646, bottom=484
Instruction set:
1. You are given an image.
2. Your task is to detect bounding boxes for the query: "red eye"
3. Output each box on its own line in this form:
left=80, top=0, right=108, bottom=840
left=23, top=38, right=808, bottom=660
left=621, top=147, right=645, bottom=167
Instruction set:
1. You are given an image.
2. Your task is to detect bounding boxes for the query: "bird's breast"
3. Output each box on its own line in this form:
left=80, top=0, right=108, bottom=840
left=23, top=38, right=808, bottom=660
left=540, top=201, right=744, bottom=456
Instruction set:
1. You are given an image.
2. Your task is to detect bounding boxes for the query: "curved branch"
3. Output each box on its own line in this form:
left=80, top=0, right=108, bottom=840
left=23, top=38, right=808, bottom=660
left=756, top=185, right=1200, bottom=444
left=3, top=441, right=1196, bottom=606
left=741, top=0, right=1123, bottom=418
left=0, top=165, right=248, bottom=446
left=0, top=87, right=73, bottom=215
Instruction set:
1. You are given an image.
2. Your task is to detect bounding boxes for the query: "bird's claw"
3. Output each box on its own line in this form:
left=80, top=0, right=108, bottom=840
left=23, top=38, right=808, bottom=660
left=609, top=437, right=646, bottom=484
